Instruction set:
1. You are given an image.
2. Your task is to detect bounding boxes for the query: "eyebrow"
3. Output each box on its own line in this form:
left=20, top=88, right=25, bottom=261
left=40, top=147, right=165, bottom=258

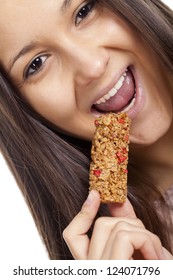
left=9, top=41, right=39, bottom=72
left=9, top=1, right=72, bottom=71
left=61, top=0, right=72, bottom=12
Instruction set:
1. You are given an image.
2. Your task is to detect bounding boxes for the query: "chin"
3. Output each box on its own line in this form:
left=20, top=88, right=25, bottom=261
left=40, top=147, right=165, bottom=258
left=130, top=123, right=171, bottom=146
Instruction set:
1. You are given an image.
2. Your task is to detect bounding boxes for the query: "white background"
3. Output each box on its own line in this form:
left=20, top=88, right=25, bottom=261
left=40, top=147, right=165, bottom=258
left=0, top=0, right=172, bottom=260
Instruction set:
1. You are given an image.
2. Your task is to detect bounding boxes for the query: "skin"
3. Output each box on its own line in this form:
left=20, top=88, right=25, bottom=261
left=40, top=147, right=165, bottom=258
left=0, top=0, right=173, bottom=259
left=63, top=190, right=173, bottom=259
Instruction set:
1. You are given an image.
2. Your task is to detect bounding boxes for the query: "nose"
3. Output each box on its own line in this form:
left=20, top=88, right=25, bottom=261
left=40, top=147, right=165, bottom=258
left=63, top=39, right=110, bottom=87
left=77, top=51, right=109, bottom=86
left=75, top=48, right=109, bottom=86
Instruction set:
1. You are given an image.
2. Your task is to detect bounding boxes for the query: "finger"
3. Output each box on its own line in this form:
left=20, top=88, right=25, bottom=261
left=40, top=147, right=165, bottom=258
left=63, top=190, right=100, bottom=259
left=104, top=224, right=164, bottom=260
left=102, top=229, right=163, bottom=260
left=108, top=198, right=137, bottom=218
left=101, top=221, right=145, bottom=259
left=162, top=247, right=173, bottom=260
left=88, top=218, right=144, bottom=259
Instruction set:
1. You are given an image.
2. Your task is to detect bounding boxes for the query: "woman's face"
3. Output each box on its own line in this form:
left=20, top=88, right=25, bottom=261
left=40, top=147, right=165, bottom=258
left=0, top=0, right=172, bottom=145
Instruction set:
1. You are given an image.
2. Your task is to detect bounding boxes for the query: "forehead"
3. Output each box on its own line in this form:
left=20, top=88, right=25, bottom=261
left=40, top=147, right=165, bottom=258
left=0, top=0, right=57, bottom=36
left=0, top=0, right=61, bottom=66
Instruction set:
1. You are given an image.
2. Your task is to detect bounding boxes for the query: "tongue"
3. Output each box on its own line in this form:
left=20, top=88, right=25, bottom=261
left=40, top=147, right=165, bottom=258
left=94, top=69, right=135, bottom=112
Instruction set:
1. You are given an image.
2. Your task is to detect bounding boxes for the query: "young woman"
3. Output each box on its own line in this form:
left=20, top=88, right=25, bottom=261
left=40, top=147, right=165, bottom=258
left=0, top=0, right=173, bottom=259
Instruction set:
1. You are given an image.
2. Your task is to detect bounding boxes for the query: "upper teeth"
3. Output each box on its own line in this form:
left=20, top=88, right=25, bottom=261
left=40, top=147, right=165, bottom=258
left=95, top=70, right=127, bottom=105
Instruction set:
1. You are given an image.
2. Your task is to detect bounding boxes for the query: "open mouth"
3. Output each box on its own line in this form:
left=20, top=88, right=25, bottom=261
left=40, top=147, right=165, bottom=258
left=91, top=67, right=136, bottom=115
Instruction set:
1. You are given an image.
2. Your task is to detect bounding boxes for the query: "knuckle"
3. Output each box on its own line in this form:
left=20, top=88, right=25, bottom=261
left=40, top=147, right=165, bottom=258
left=151, top=233, right=162, bottom=246
left=116, top=230, right=129, bottom=241
left=115, top=221, right=127, bottom=230
left=135, top=218, right=145, bottom=228
left=94, top=216, right=108, bottom=228
left=62, top=227, right=71, bottom=242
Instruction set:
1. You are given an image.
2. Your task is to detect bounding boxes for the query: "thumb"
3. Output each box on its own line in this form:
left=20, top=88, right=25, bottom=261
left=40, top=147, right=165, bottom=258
left=63, top=190, right=100, bottom=259
left=108, top=198, right=137, bottom=219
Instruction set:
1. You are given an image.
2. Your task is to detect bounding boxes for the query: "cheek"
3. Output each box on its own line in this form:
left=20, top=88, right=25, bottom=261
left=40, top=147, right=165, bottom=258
left=22, top=80, right=76, bottom=125
left=130, top=116, right=172, bottom=145
left=130, top=94, right=173, bottom=145
left=101, top=13, right=139, bottom=51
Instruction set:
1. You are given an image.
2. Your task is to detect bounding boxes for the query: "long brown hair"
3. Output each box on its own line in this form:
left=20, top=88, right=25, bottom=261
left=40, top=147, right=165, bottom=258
left=0, top=0, right=173, bottom=259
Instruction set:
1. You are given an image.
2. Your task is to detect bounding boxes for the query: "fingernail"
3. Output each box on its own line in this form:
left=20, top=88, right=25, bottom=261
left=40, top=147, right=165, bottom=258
left=83, top=190, right=96, bottom=207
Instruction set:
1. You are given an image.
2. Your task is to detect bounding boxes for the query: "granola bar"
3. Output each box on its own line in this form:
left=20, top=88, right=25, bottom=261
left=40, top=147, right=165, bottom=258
left=89, top=112, right=131, bottom=203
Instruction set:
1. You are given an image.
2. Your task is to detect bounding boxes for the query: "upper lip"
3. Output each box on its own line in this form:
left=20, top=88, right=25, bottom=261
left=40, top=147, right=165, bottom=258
left=91, top=66, right=128, bottom=108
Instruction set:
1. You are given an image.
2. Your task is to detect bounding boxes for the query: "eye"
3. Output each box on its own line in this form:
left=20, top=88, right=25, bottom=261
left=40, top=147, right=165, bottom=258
left=75, top=0, right=97, bottom=26
left=25, top=55, right=49, bottom=79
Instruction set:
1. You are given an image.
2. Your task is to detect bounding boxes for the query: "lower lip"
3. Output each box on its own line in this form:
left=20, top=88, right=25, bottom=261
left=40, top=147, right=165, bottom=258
left=127, top=66, right=145, bottom=120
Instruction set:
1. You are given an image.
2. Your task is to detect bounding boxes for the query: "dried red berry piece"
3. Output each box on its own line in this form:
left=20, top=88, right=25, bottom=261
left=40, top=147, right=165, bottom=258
left=94, top=120, right=100, bottom=126
left=124, top=135, right=129, bottom=142
left=124, top=169, right=128, bottom=174
left=116, top=151, right=127, bottom=164
left=116, top=151, right=122, bottom=157
left=93, top=169, right=102, bottom=177
left=118, top=157, right=127, bottom=164
left=118, top=118, right=125, bottom=124
left=122, top=147, right=127, bottom=153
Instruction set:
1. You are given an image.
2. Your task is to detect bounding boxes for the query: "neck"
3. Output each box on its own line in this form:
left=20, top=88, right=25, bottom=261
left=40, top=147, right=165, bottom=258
left=130, top=122, right=173, bottom=193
